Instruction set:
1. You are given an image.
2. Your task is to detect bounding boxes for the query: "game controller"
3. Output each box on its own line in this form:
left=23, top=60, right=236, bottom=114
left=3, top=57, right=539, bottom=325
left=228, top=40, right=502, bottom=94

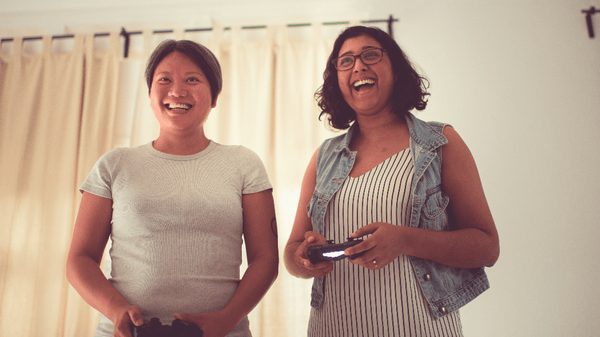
left=135, top=317, right=203, bottom=337
left=307, top=237, right=364, bottom=264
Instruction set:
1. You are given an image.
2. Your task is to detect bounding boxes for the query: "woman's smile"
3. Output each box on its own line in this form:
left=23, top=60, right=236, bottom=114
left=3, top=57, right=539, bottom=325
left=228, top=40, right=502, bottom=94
left=164, top=103, right=192, bottom=111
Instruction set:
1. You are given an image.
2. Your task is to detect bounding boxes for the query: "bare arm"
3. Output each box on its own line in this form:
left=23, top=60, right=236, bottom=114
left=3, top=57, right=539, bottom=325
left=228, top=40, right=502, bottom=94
left=175, top=189, right=279, bottom=337
left=66, top=192, right=142, bottom=337
left=284, top=149, right=334, bottom=279
left=346, top=126, right=500, bottom=269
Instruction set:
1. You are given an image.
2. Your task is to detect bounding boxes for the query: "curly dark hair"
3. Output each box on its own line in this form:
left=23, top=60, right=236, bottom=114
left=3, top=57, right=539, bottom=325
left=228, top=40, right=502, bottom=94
left=145, top=39, right=222, bottom=103
left=315, top=26, right=430, bottom=130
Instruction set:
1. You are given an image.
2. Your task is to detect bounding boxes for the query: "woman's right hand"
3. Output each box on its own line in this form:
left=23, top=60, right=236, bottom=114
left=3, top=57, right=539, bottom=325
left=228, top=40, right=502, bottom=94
left=292, top=231, right=334, bottom=278
left=111, top=304, right=143, bottom=337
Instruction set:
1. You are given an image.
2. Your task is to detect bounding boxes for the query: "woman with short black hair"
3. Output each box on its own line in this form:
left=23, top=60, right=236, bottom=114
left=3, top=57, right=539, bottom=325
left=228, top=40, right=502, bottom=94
left=67, top=39, right=278, bottom=337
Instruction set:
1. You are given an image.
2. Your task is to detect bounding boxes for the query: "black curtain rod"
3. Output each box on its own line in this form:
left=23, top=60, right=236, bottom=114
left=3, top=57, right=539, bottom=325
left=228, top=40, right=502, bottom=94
left=1, top=15, right=398, bottom=44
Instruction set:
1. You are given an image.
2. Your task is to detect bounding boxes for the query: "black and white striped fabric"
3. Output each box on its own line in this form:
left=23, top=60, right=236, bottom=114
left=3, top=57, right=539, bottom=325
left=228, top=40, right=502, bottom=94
left=308, top=149, right=463, bottom=337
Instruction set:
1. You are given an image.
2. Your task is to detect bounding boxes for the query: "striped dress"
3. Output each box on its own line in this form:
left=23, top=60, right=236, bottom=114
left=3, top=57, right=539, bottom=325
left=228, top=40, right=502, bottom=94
left=307, top=149, right=463, bottom=337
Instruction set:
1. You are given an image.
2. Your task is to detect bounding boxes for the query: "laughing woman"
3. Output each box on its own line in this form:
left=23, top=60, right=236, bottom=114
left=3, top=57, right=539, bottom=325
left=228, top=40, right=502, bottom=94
left=284, top=26, right=499, bottom=336
left=67, top=40, right=278, bottom=337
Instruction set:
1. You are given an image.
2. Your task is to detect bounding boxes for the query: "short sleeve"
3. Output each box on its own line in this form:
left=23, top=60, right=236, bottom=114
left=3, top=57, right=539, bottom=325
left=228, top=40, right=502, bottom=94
left=235, top=146, right=272, bottom=195
left=79, top=148, right=121, bottom=199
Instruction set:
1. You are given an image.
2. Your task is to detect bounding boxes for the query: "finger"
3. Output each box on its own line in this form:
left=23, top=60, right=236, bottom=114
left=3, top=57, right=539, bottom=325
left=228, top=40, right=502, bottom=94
left=300, top=258, right=311, bottom=267
left=302, top=259, right=333, bottom=276
left=295, top=245, right=311, bottom=267
left=351, top=257, right=379, bottom=270
left=344, top=239, right=373, bottom=257
left=129, top=308, right=143, bottom=327
left=173, top=313, right=191, bottom=322
left=347, top=247, right=377, bottom=265
left=371, top=258, right=381, bottom=269
left=304, top=231, right=328, bottom=245
left=302, top=258, right=327, bottom=270
left=351, top=223, right=379, bottom=238
left=304, top=231, right=317, bottom=243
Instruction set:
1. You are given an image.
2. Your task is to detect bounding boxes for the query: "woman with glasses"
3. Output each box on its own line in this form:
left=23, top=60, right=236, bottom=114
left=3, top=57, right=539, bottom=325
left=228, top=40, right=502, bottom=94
left=284, top=26, right=499, bottom=336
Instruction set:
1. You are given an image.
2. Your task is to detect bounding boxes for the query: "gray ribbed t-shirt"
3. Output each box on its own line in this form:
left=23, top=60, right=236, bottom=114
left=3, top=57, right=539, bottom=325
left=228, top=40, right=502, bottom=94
left=80, top=141, right=272, bottom=337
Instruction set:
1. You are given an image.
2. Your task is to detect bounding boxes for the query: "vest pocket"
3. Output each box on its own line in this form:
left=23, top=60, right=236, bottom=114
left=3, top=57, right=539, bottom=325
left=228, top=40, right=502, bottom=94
left=421, top=188, right=449, bottom=225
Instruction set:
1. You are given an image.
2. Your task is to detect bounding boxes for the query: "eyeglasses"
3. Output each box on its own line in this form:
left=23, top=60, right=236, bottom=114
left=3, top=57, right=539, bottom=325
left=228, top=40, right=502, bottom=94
left=332, top=47, right=387, bottom=71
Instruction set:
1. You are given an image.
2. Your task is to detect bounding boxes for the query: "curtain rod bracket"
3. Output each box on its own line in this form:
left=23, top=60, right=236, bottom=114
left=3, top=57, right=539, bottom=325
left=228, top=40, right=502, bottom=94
left=120, top=27, right=130, bottom=58
left=388, top=15, right=395, bottom=38
left=582, top=6, right=597, bottom=38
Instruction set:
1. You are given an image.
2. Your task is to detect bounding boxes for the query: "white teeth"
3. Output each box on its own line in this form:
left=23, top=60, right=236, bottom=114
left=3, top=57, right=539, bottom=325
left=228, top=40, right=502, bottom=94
left=353, top=79, right=375, bottom=87
left=167, top=103, right=191, bottom=110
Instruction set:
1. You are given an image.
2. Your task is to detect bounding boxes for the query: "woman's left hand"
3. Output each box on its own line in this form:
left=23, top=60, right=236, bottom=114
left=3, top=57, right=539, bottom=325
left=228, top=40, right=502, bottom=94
left=173, top=311, right=237, bottom=337
left=344, top=222, right=403, bottom=270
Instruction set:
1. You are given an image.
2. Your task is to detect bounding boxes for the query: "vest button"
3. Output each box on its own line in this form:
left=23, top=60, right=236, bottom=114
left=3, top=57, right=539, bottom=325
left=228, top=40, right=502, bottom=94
left=424, top=274, right=431, bottom=281
left=439, top=306, right=447, bottom=314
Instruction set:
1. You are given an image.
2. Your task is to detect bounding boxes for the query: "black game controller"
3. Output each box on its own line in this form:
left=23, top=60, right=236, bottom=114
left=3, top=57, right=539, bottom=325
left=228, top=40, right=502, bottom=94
left=135, top=317, right=203, bottom=337
left=307, top=237, right=364, bottom=264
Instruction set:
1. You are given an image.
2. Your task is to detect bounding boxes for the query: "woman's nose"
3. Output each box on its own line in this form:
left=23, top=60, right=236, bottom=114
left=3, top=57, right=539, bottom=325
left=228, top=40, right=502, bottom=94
left=169, top=82, right=187, bottom=97
left=353, top=57, right=368, bottom=72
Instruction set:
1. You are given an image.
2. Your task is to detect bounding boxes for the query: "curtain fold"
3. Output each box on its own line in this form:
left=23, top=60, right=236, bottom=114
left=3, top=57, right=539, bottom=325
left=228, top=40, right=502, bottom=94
left=0, top=35, right=85, bottom=336
left=0, top=21, right=386, bottom=336
left=62, top=32, right=124, bottom=337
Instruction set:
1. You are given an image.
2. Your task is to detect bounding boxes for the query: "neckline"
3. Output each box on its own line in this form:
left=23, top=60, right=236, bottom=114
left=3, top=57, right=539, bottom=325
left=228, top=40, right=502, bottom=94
left=348, top=148, right=410, bottom=179
left=146, top=140, right=216, bottom=161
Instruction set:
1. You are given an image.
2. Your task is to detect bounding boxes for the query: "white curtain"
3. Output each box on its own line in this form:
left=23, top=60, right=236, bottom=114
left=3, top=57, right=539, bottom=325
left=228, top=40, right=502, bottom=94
left=0, top=35, right=85, bottom=336
left=0, top=21, right=387, bottom=336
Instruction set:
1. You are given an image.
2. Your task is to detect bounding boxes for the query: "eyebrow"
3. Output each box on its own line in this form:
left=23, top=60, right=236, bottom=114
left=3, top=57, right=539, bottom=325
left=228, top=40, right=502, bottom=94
left=154, top=70, right=205, bottom=77
left=339, top=45, right=380, bottom=57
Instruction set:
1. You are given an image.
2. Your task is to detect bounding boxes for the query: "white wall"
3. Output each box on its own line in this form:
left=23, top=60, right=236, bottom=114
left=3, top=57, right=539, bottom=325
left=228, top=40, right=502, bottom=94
left=2, top=0, right=599, bottom=336
left=390, top=2, right=600, bottom=336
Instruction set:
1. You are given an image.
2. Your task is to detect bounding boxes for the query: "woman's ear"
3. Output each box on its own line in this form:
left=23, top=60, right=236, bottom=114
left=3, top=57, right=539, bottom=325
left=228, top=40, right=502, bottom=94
left=211, top=95, right=219, bottom=108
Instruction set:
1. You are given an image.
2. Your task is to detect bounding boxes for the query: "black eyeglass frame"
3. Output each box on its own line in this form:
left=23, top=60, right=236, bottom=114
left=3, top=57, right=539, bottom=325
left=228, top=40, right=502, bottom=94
left=332, top=47, right=387, bottom=71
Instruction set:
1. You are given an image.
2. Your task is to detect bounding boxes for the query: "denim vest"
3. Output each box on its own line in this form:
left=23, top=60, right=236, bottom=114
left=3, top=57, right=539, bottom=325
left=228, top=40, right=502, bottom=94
left=306, top=113, right=489, bottom=318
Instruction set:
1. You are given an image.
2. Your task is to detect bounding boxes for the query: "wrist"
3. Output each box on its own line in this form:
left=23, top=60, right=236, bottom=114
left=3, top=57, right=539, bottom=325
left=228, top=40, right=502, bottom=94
left=395, top=225, right=412, bottom=256
left=106, top=294, right=132, bottom=323
left=212, top=308, right=243, bottom=333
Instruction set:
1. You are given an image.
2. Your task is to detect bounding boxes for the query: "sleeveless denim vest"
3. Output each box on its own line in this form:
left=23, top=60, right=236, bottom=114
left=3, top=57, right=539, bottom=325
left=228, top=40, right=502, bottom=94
left=306, top=113, right=490, bottom=318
